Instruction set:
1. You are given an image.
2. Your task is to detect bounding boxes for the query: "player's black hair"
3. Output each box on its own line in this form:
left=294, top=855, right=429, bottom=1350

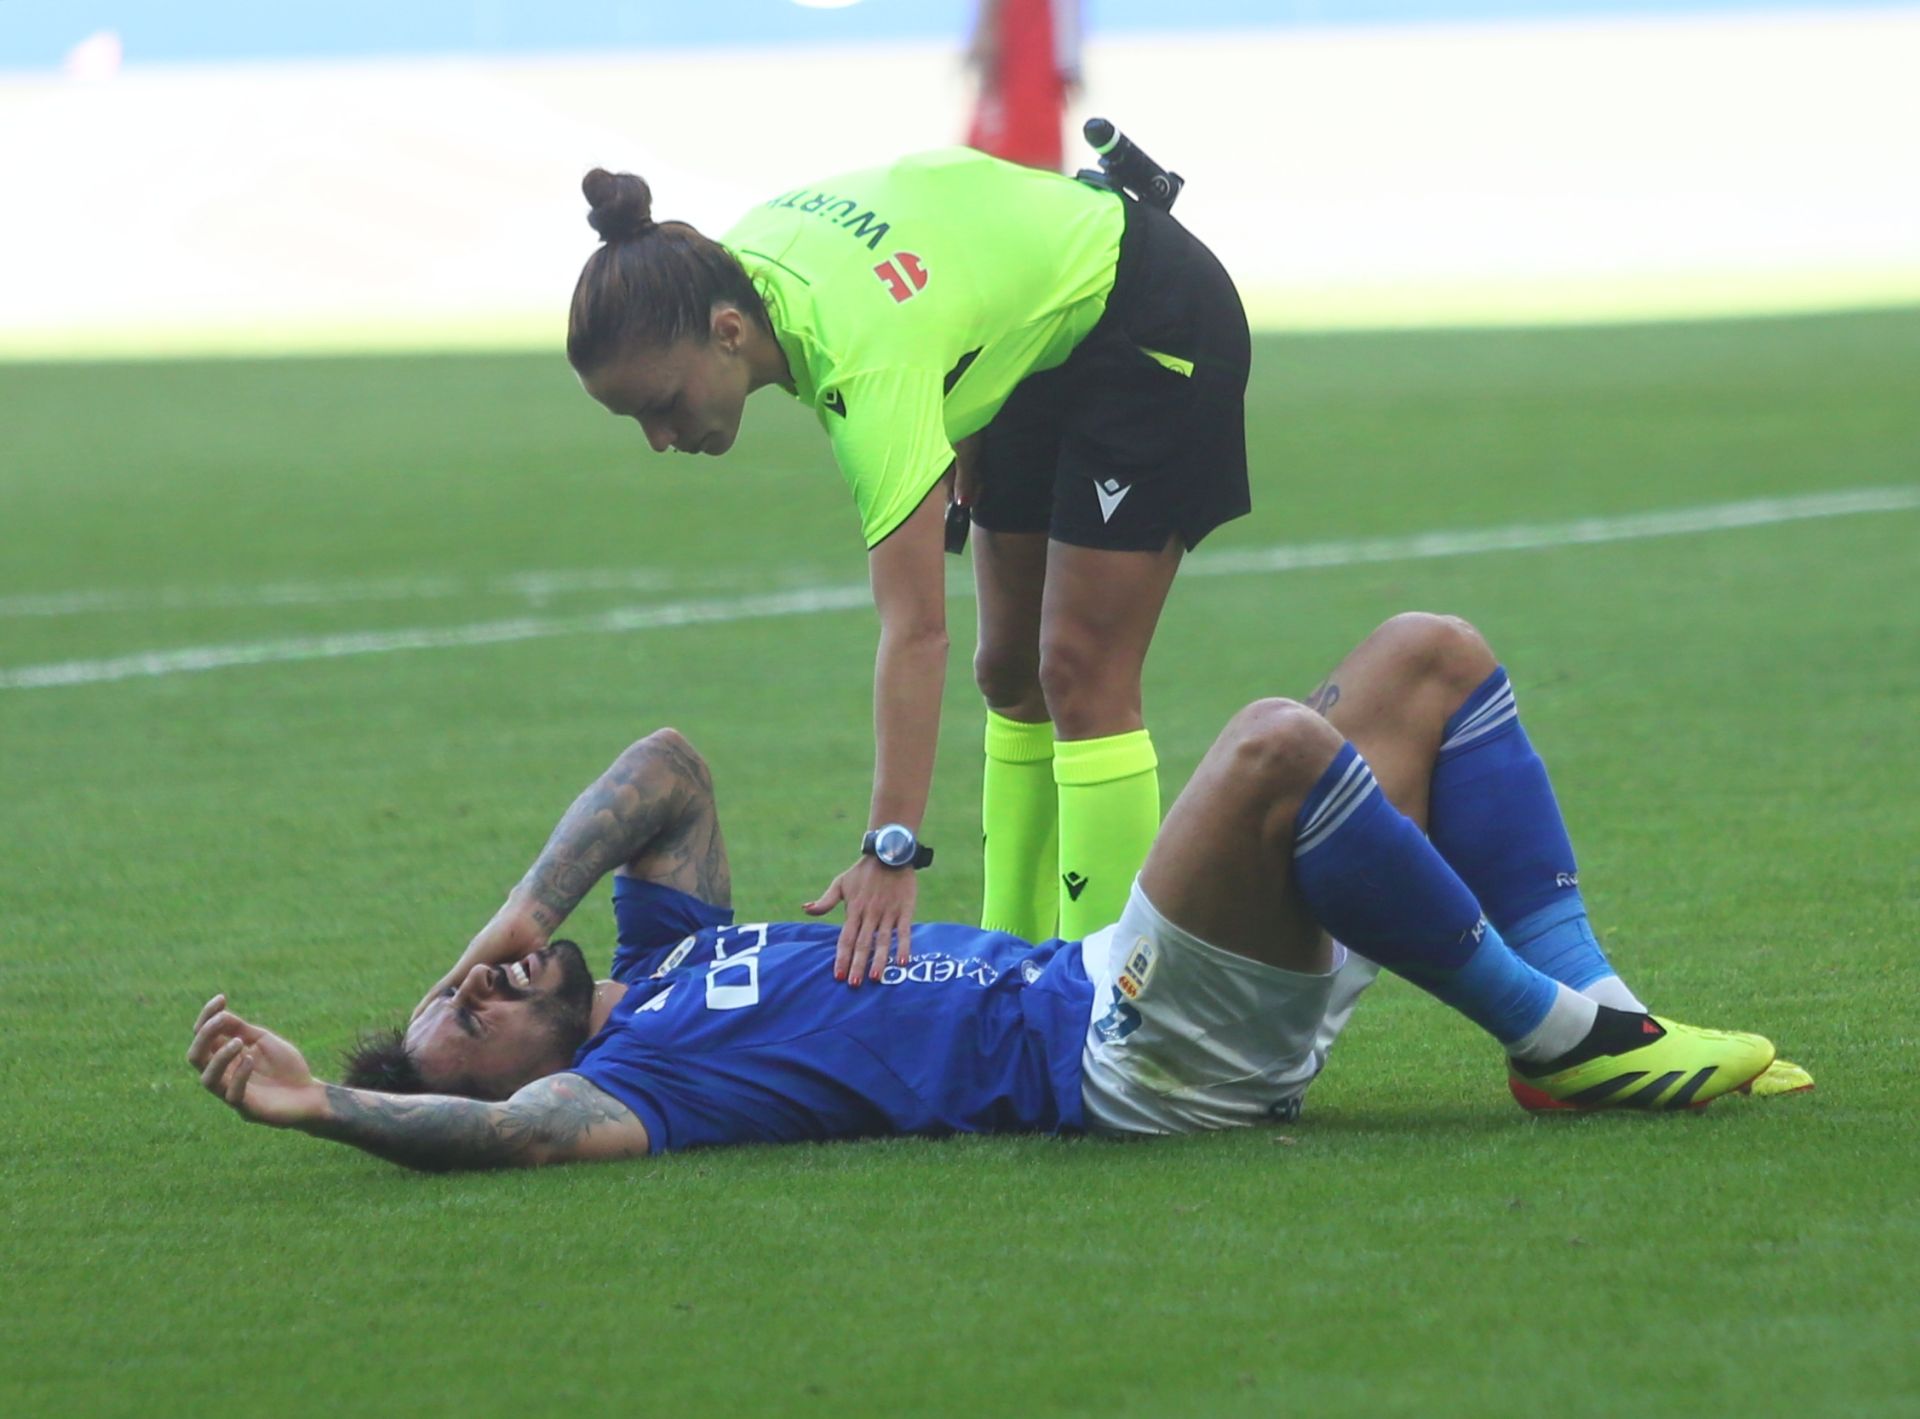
left=568, top=169, right=771, bottom=373
left=340, top=1026, right=429, bottom=1095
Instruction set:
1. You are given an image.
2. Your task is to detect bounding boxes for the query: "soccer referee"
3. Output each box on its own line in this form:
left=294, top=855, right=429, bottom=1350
left=567, top=147, right=1252, bottom=980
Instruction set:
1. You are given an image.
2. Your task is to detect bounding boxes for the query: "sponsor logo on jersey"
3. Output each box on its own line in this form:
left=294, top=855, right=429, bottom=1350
left=1462, top=915, right=1488, bottom=948
left=1115, top=935, right=1157, bottom=1000
left=873, top=251, right=929, bottom=303
left=636, top=983, right=676, bottom=1013
left=1062, top=870, right=1089, bottom=901
left=1095, top=478, right=1132, bottom=523
left=878, top=951, right=1000, bottom=988
left=764, top=189, right=894, bottom=250
left=1555, top=871, right=1579, bottom=888
left=822, top=389, right=847, bottom=417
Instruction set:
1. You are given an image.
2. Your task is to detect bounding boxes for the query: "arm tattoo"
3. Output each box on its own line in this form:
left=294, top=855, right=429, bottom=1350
left=516, top=732, right=731, bottom=927
left=313, top=1074, right=636, bottom=1172
left=1306, top=679, right=1342, bottom=716
left=632, top=734, right=732, bottom=906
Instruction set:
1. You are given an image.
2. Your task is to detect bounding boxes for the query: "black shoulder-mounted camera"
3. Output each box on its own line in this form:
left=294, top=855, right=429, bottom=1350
left=1075, top=117, right=1185, bottom=211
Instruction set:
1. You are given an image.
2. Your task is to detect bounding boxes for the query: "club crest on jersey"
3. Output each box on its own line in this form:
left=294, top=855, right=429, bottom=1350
left=1115, top=935, right=1156, bottom=1000
left=873, top=252, right=929, bottom=303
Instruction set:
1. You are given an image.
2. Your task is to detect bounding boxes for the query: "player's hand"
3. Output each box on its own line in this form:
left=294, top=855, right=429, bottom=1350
left=187, top=994, right=324, bottom=1128
left=412, top=909, right=550, bottom=1021
left=803, top=856, right=917, bottom=987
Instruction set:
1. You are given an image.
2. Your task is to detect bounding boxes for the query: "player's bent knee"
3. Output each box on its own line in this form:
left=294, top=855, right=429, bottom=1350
left=1367, top=612, right=1494, bottom=693
left=1221, top=698, right=1341, bottom=795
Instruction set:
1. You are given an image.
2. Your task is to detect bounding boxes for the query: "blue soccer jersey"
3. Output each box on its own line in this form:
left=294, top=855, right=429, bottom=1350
left=570, top=877, right=1096, bottom=1152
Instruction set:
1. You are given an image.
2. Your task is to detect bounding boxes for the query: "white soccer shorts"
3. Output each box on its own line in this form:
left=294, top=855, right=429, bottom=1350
left=1079, top=879, right=1348, bottom=1136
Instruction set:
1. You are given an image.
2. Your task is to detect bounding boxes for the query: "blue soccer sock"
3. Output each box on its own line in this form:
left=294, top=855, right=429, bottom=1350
left=1426, top=668, right=1642, bottom=1009
left=1292, top=744, right=1594, bottom=1057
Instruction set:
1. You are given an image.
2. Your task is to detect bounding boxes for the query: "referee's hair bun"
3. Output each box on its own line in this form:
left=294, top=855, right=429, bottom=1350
left=583, top=169, right=657, bottom=243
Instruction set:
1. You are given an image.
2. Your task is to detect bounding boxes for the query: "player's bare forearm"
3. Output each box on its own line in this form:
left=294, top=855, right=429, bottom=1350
left=415, top=730, right=728, bottom=1018
left=307, top=1074, right=635, bottom=1173
left=308, top=1085, right=526, bottom=1171
left=507, top=727, right=728, bottom=933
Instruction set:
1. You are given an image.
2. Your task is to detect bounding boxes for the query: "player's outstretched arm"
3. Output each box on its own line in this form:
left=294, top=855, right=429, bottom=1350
left=309, top=1073, right=650, bottom=1172
left=415, top=727, right=731, bottom=1016
left=189, top=994, right=650, bottom=1171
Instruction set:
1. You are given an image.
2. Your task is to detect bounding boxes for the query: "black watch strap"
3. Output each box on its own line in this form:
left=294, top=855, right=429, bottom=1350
left=861, top=826, right=935, bottom=870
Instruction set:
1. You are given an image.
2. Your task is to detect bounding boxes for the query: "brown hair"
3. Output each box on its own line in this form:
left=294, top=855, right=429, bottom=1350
left=341, top=1025, right=429, bottom=1094
left=343, top=1022, right=503, bottom=1100
left=567, top=169, right=770, bottom=373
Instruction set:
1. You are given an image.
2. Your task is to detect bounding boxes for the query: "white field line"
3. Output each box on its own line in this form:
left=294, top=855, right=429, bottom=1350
left=1183, top=487, right=1920, bottom=578
left=3, top=487, right=1913, bottom=692
left=0, top=586, right=876, bottom=691
left=0, top=566, right=691, bottom=618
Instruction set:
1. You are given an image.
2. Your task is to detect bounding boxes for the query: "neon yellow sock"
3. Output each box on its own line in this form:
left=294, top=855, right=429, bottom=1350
left=980, top=711, right=1059, bottom=940
left=1055, top=728, right=1160, bottom=940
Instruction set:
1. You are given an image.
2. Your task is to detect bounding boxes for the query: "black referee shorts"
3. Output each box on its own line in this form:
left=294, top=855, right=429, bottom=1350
left=970, top=195, right=1253, bottom=553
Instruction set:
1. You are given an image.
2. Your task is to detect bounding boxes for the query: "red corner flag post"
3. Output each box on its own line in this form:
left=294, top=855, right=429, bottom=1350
left=966, top=0, right=1081, bottom=172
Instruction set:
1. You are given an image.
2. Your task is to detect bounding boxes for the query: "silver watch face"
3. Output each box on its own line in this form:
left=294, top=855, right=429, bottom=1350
left=873, top=824, right=916, bottom=867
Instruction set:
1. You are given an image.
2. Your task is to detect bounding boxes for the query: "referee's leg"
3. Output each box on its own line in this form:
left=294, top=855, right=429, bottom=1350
left=1040, top=534, right=1183, bottom=939
left=973, top=528, right=1059, bottom=940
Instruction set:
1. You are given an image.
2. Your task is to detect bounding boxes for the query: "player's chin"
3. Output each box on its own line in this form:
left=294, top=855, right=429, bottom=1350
left=703, top=428, right=736, bottom=456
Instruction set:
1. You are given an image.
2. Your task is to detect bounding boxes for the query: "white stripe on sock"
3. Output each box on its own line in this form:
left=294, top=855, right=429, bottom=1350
left=1442, top=705, right=1520, bottom=752
left=1297, top=755, right=1370, bottom=837
left=1452, top=682, right=1514, bottom=735
left=1296, top=765, right=1380, bottom=855
left=1440, top=683, right=1519, bottom=752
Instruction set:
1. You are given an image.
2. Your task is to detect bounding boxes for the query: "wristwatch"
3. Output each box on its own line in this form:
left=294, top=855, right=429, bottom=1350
left=861, top=823, right=934, bottom=870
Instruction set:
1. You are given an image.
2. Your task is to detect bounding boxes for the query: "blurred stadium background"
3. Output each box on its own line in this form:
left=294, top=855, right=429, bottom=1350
left=3, top=5, right=1917, bottom=1417
left=4, top=0, right=1918, bottom=357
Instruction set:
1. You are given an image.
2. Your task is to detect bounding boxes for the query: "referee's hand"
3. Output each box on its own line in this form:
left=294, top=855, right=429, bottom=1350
left=805, top=856, right=916, bottom=987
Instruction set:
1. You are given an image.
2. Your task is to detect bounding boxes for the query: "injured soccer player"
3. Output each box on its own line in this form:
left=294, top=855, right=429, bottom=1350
left=186, top=613, right=1809, bottom=1172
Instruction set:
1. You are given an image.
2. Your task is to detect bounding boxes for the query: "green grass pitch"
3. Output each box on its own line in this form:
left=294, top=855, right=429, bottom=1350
left=3, top=309, right=1917, bottom=1417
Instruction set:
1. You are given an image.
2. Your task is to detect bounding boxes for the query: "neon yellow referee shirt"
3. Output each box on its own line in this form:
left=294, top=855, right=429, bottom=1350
left=723, top=148, right=1125, bottom=548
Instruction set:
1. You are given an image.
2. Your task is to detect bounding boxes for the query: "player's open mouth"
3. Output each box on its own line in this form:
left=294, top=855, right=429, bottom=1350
left=505, top=959, right=534, bottom=990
